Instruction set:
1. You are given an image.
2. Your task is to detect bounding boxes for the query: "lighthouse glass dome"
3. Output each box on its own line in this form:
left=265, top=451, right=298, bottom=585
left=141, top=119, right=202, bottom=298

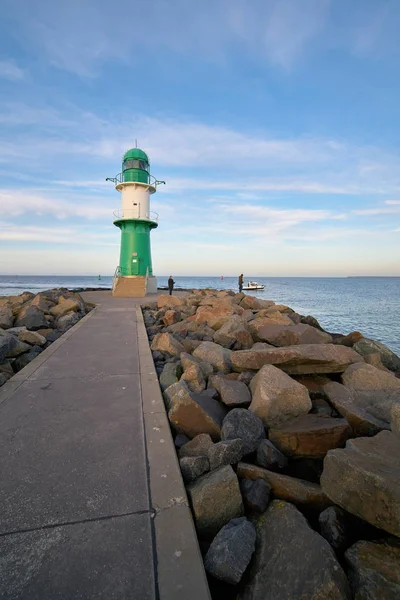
left=122, top=148, right=150, bottom=184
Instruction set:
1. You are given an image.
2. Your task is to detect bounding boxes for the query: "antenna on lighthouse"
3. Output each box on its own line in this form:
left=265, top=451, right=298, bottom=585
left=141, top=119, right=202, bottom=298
left=135, top=139, right=138, bottom=148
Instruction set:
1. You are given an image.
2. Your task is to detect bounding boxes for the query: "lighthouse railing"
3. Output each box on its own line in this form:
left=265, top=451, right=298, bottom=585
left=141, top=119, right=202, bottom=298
left=112, top=266, right=121, bottom=292
left=113, top=209, right=159, bottom=222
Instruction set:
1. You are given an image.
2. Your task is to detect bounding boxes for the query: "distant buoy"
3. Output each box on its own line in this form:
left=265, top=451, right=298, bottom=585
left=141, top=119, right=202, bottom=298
left=221, top=275, right=224, bottom=280
left=98, top=274, right=101, bottom=280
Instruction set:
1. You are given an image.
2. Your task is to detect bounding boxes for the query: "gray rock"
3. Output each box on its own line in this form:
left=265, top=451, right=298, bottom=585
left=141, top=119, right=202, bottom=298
left=0, top=333, right=18, bottom=362
left=256, top=439, right=288, bottom=471
left=0, top=372, right=9, bottom=386
left=4, top=326, right=27, bottom=335
left=163, top=380, right=190, bottom=410
left=204, top=517, right=256, bottom=584
left=179, top=456, right=209, bottom=483
left=178, top=433, right=214, bottom=458
left=237, top=371, right=255, bottom=385
left=240, top=478, right=271, bottom=512
left=221, top=408, right=266, bottom=455
left=4, top=338, right=31, bottom=358
left=193, top=341, right=232, bottom=373
left=319, top=506, right=351, bottom=553
left=208, top=439, right=243, bottom=470
left=15, top=305, right=48, bottom=331
left=239, top=500, right=351, bottom=600
left=219, top=378, right=251, bottom=407
left=0, top=306, right=13, bottom=329
left=187, top=465, right=244, bottom=537
left=12, top=349, right=41, bottom=373
left=354, top=338, right=400, bottom=373
left=345, top=540, right=400, bottom=600
left=174, top=433, right=190, bottom=449
left=391, top=403, right=400, bottom=436
left=56, top=311, right=80, bottom=331
left=159, top=361, right=181, bottom=391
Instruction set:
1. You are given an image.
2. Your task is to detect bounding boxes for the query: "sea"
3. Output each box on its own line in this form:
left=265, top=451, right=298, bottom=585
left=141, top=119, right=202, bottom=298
left=1, top=275, right=399, bottom=355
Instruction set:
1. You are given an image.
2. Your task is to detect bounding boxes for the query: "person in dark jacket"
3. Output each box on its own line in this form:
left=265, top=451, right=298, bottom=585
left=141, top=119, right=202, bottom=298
left=168, top=275, right=175, bottom=295
left=238, top=273, right=244, bottom=293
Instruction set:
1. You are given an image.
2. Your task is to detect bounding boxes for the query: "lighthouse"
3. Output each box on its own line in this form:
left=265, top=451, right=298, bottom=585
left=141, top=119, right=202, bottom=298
left=107, top=147, right=164, bottom=297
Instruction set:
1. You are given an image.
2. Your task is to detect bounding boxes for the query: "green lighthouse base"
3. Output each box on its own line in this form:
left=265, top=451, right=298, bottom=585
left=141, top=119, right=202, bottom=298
left=112, top=275, right=157, bottom=298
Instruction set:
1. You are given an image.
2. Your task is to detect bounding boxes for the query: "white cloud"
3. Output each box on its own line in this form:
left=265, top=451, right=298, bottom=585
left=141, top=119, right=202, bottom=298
left=0, top=59, right=25, bottom=81
left=385, top=200, right=400, bottom=205
left=0, top=190, right=113, bottom=219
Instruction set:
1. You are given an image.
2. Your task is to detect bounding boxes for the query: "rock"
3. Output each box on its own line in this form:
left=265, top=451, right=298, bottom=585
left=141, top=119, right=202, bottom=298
left=4, top=326, right=27, bottom=335
left=345, top=540, right=400, bottom=600
left=162, top=309, right=181, bottom=326
left=0, top=306, right=13, bottom=329
left=0, top=360, right=14, bottom=381
left=237, top=371, right=255, bottom=385
left=204, top=517, right=256, bottom=585
left=240, top=295, right=264, bottom=310
left=151, top=332, right=185, bottom=357
left=174, top=433, right=190, bottom=449
left=178, top=433, right=214, bottom=458
left=256, top=439, right=288, bottom=470
left=249, top=364, right=312, bottom=428
left=18, top=330, right=47, bottom=346
left=319, top=506, right=353, bottom=553
left=253, top=323, right=333, bottom=347
left=321, top=431, right=400, bottom=536
left=268, top=414, right=351, bottom=459
left=213, top=316, right=253, bottom=349
left=163, top=380, right=190, bottom=410
left=12, top=349, right=41, bottom=373
left=0, top=334, right=17, bottom=362
left=187, top=465, right=244, bottom=538
left=391, top=403, right=400, bottom=435
left=180, top=352, right=214, bottom=380
left=27, top=293, right=53, bottom=314
left=248, top=315, right=294, bottom=340
left=49, top=297, right=80, bottom=318
left=300, top=314, right=325, bottom=331
left=193, top=341, right=232, bottom=373
left=4, top=337, right=31, bottom=358
left=342, top=362, right=400, bottom=390
left=179, top=456, right=209, bottom=483
left=239, top=478, right=271, bottom=513
left=324, top=381, right=390, bottom=436
left=232, top=344, right=363, bottom=374
left=251, top=342, right=275, bottom=350
left=219, top=379, right=251, bottom=407
left=195, top=303, right=236, bottom=330
left=180, top=362, right=206, bottom=393
left=168, top=388, right=227, bottom=441
left=56, top=311, right=80, bottom=331
left=157, top=294, right=183, bottom=309
left=239, top=500, right=351, bottom=600
left=0, top=373, right=8, bottom=386
left=339, top=331, right=364, bottom=347
left=159, top=361, right=181, bottom=391
left=237, top=462, right=331, bottom=510
left=15, top=305, right=48, bottom=331
left=208, top=439, right=243, bottom=470
left=354, top=338, right=400, bottom=373
left=221, top=408, right=266, bottom=455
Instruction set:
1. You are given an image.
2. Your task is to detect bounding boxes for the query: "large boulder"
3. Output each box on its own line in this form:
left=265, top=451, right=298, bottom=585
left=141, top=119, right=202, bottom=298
left=321, top=431, right=400, bottom=536
left=159, top=362, right=181, bottom=391
left=187, top=465, right=244, bottom=537
left=354, top=338, right=400, bottom=373
left=0, top=333, right=18, bottom=362
left=232, top=344, right=363, bottom=374
left=0, top=306, right=13, bottom=329
left=18, top=330, right=47, bottom=346
left=213, top=316, right=253, bottom=349
left=342, top=362, right=400, bottom=390
left=268, top=414, right=351, bottom=459
left=204, top=517, right=256, bottom=585
left=168, top=387, right=227, bottom=441
left=180, top=352, right=213, bottom=380
left=237, top=463, right=331, bottom=510
left=239, top=478, right=271, bottom=513
left=12, top=349, right=42, bottom=373
left=157, top=294, right=183, bottom=309
left=219, top=378, right=251, bottom=407
left=178, top=433, right=214, bottom=458
left=195, top=303, right=237, bottom=330
left=253, top=323, right=333, bottom=347
left=392, top=404, right=400, bottom=435
left=249, top=365, right=312, bottom=428
left=248, top=315, right=294, bottom=340
left=193, top=341, right=232, bottom=373
left=56, top=311, right=80, bottom=331
left=49, top=297, right=80, bottom=318
left=221, top=408, right=266, bottom=455
left=319, top=506, right=356, bottom=553
left=179, top=456, right=209, bottom=483
left=15, top=305, right=48, bottom=331
left=27, top=293, right=53, bottom=314
left=256, top=439, right=288, bottom=470
left=180, top=362, right=206, bottom=393
left=151, top=332, right=185, bottom=357
left=238, top=500, right=350, bottom=600
left=208, top=439, right=244, bottom=470
left=345, top=540, right=400, bottom=600
left=162, top=309, right=181, bottom=326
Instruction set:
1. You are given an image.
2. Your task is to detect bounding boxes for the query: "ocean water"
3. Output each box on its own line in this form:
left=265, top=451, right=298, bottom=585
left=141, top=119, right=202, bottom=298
left=1, top=275, right=399, bottom=355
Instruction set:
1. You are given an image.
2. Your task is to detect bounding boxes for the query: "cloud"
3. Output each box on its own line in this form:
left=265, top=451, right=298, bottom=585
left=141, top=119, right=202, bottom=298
left=0, top=190, right=112, bottom=219
left=0, top=222, right=117, bottom=245
left=0, top=59, right=25, bottom=81
left=385, top=200, right=400, bottom=205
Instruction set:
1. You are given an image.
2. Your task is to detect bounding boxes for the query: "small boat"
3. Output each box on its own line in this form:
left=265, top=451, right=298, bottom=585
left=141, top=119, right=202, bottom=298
left=242, top=281, right=265, bottom=291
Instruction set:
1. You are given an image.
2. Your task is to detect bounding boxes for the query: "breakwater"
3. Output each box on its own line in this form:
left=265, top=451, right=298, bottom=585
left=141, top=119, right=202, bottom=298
left=143, top=289, right=400, bottom=599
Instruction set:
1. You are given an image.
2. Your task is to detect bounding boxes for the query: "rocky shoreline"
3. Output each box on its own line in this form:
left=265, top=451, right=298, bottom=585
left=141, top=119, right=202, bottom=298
left=143, top=289, right=400, bottom=599
left=0, top=289, right=94, bottom=387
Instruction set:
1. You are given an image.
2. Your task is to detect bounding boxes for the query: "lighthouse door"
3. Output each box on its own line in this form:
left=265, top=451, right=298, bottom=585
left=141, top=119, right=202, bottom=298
left=131, top=254, right=140, bottom=275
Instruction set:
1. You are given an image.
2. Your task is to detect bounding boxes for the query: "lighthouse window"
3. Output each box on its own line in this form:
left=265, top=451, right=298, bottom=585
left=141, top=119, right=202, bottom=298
left=123, top=159, right=149, bottom=171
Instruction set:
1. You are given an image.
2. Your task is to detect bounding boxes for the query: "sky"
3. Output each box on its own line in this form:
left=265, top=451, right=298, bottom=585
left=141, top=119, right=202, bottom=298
left=1, top=0, right=400, bottom=277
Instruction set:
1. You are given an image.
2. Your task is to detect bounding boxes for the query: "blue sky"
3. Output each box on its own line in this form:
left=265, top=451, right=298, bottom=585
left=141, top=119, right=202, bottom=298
left=1, top=0, right=400, bottom=276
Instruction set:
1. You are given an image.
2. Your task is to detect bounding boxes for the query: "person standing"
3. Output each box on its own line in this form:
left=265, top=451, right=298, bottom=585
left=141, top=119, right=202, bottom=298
left=168, top=275, right=175, bottom=295
left=238, top=273, right=244, bottom=293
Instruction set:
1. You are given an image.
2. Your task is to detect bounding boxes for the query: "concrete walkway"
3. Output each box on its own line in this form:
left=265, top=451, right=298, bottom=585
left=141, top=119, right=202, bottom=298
left=0, top=292, right=210, bottom=600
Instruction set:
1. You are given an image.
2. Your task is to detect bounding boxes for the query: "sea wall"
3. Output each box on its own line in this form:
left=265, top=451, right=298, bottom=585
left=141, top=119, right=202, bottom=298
left=142, top=289, right=400, bottom=599
left=0, top=289, right=94, bottom=387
